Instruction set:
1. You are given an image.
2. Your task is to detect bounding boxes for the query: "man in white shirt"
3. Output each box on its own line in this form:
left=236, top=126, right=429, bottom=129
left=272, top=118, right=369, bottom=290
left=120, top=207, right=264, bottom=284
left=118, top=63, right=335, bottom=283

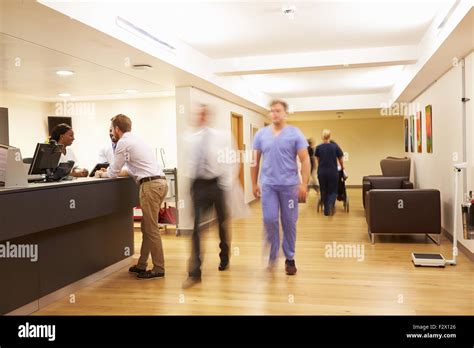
left=96, top=114, right=168, bottom=280
left=97, top=127, right=117, bottom=164
left=182, top=104, right=232, bottom=289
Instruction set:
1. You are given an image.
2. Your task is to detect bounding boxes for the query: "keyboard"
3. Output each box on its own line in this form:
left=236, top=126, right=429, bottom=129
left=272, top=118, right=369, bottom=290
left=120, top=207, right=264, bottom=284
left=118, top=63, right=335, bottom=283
left=27, top=174, right=45, bottom=183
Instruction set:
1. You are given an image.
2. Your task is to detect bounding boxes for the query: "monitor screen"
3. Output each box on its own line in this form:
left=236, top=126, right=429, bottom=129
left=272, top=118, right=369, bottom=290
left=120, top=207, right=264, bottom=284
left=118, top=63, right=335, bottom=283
left=48, top=116, right=72, bottom=136
left=28, top=143, right=64, bottom=175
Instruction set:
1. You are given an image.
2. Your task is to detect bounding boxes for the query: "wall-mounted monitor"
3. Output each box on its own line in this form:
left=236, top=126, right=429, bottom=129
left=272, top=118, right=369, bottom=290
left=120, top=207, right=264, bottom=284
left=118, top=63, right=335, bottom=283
left=0, top=108, right=9, bottom=146
left=48, top=116, right=72, bottom=135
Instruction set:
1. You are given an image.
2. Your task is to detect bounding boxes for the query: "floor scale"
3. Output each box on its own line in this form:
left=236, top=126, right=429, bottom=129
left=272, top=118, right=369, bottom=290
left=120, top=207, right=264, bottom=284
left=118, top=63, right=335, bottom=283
left=411, top=163, right=467, bottom=267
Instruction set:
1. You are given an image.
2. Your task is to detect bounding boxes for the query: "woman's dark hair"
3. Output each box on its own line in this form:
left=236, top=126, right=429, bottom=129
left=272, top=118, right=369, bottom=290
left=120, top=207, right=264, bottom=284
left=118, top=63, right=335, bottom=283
left=50, top=123, right=72, bottom=142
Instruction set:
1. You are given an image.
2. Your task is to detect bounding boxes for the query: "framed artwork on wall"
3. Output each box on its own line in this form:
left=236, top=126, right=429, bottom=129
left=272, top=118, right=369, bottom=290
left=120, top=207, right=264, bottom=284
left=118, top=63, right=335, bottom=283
left=416, top=111, right=422, bottom=153
left=404, top=118, right=409, bottom=152
left=425, top=105, right=433, bottom=153
left=410, top=115, right=415, bottom=153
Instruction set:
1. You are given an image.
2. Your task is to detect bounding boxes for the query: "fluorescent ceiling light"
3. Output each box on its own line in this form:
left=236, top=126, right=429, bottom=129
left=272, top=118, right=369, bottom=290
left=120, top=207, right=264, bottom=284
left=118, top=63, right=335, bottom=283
left=124, top=89, right=139, bottom=93
left=56, top=70, right=75, bottom=76
left=58, top=93, right=71, bottom=97
left=116, top=16, right=175, bottom=52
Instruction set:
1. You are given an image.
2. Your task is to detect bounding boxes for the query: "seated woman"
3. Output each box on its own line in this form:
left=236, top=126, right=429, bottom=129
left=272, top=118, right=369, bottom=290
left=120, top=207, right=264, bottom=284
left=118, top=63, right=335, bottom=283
left=50, top=123, right=88, bottom=177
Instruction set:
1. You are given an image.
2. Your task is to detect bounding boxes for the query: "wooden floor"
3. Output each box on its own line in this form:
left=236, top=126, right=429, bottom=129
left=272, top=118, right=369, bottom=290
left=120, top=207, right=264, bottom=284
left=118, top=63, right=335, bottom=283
left=35, top=188, right=474, bottom=315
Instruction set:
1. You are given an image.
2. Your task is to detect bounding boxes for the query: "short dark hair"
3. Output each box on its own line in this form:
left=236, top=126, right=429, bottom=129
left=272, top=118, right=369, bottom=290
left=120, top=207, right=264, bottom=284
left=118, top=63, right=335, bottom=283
left=269, top=99, right=289, bottom=112
left=111, top=114, right=132, bottom=133
left=50, top=123, right=72, bottom=142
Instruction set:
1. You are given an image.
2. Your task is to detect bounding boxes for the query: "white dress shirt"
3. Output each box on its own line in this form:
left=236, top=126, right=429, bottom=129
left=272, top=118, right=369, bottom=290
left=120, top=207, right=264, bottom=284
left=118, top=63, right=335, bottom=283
left=188, top=126, right=233, bottom=190
left=59, top=147, right=77, bottom=164
left=103, top=132, right=164, bottom=182
left=98, top=142, right=116, bottom=163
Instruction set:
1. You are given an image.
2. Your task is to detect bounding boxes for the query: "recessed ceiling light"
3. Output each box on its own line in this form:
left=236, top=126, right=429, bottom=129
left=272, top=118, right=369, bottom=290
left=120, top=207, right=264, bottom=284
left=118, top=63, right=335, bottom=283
left=58, top=93, right=71, bottom=97
left=56, top=70, right=75, bottom=76
left=124, top=89, right=139, bottom=93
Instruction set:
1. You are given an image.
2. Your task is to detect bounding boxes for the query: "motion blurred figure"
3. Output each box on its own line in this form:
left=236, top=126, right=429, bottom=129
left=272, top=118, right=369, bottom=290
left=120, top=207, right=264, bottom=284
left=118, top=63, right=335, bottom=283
left=182, top=104, right=232, bottom=289
left=307, top=137, right=318, bottom=193
left=97, top=127, right=118, bottom=163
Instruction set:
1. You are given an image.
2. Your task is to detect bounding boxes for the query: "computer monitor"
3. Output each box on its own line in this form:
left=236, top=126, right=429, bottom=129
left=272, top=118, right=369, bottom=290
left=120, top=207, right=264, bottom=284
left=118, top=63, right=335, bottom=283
left=28, top=143, right=64, bottom=176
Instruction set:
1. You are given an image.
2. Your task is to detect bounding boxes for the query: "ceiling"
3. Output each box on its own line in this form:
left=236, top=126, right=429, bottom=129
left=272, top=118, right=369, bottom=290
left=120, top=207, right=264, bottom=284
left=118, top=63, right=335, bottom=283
left=108, top=0, right=447, bottom=59
left=0, top=34, right=172, bottom=101
left=241, top=65, right=406, bottom=98
left=0, top=0, right=472, bottom=120
left=290, top=108, right=386, bottom=121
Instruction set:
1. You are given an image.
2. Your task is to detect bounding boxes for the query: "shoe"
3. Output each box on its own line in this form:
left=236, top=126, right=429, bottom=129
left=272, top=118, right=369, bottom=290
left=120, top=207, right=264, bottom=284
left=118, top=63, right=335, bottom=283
left=137, top=270, right=165, bottom=280
left=218, top=261, right=229, bottom=271
left=129, top=265, right=146, bottom=274
left=267, top=260, right=277, bottom=272
left=285, top=259, right=297, bottom=275
left=182, top=276, right=202, bottom=289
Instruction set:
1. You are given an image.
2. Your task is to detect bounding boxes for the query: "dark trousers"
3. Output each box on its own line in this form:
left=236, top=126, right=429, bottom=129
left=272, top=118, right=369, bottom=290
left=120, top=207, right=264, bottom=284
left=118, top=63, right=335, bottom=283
left=189, top=178, right=230, bottom=278
left=318, top=170, right=339, bottom=216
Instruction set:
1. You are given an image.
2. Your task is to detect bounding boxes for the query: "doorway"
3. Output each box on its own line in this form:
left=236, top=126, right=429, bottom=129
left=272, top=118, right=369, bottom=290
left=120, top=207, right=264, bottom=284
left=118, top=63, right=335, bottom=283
left=231, top=112, right=244, bottom=189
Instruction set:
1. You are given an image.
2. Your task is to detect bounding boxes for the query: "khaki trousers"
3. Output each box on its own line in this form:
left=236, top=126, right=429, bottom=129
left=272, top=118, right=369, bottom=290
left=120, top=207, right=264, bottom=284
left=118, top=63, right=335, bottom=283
left=137, top=179, right=168, bottom=273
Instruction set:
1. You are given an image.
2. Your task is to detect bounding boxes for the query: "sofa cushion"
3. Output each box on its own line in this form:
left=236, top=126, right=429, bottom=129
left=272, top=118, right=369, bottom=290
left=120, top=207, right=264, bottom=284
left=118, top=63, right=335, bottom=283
left=366, top=189, right=441, bottom=235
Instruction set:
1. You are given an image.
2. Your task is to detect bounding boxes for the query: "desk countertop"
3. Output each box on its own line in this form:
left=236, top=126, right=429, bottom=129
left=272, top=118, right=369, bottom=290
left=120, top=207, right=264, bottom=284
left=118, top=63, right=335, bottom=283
left=0, top=176, right=134, bottom=194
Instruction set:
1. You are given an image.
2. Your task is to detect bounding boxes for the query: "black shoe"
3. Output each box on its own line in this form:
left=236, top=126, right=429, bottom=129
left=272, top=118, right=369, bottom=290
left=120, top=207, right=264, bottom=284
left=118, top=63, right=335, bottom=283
left=137, top=270, right=165, bottom=280
left=285, top=259, right=297, bottom=275
left=218, top=261, right=229, bottom=271
left=129, top=265, right=146, bottom=274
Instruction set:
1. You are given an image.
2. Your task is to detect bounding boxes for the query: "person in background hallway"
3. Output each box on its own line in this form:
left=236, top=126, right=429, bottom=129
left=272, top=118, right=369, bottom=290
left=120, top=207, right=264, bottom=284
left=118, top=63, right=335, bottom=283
left=307, top=138, right=318, bottom=193
left=97, top=127, right=118, bottom=163
left=315, top=129, right=344, bottom=216
left=50, top=123, right=88, bottom=177
left=251, top=99, right=310, bottom=275
left=95, top=114, right=168, bottom=280
left=182, top=104, right=232, bottom=289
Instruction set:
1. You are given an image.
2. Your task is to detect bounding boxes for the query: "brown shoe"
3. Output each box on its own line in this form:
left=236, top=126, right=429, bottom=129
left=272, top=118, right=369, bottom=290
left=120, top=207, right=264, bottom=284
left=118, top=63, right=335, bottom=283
left=285, top=259, right=297, bottom=275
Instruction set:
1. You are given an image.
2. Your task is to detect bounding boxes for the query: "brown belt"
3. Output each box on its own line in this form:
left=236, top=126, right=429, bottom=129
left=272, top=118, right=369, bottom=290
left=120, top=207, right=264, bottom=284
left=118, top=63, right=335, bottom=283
left=139, top=175, right=166, bottom=185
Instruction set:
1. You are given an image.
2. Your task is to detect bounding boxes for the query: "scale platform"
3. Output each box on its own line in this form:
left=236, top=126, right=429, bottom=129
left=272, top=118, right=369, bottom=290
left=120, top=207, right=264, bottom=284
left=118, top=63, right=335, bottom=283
left=412, top=252, right=446, bottom=267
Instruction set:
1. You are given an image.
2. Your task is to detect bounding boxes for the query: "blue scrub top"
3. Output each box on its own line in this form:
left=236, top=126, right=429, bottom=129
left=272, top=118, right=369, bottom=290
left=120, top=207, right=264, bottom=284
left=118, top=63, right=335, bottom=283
left=253, top=125, right=308, bottom=186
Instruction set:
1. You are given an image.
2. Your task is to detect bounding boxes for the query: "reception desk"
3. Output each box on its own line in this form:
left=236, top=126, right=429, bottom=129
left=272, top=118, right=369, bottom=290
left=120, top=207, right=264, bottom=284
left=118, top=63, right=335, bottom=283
left=0, top=177, right=139, bottom=315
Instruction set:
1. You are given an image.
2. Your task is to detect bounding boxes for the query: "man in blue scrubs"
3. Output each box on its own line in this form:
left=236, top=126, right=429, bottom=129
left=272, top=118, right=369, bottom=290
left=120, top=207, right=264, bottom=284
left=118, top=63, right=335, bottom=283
left=251, top=100, right=310, bottom=275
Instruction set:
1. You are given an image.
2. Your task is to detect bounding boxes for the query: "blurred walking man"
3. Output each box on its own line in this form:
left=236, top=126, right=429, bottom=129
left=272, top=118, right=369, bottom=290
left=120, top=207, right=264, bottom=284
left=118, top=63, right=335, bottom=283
left=182, top=104, right=231, bottom=289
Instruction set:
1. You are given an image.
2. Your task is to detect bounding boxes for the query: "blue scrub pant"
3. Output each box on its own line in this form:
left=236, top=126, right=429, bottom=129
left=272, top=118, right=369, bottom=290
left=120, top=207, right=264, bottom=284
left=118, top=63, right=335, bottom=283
left=318, top=170, right=339, bottom=215
left=261, top=184, right=299, bottom=262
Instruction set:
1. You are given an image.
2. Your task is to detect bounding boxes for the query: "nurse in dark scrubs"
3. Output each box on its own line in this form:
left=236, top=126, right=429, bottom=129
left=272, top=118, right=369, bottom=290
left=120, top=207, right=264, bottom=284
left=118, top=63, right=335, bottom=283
left=315, top=129, right=344, bottom=216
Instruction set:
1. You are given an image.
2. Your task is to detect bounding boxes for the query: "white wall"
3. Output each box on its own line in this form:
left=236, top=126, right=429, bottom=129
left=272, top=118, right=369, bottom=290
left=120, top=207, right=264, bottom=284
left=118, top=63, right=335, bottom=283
left=1, top=93, right=177, bottom=172
left=49, top=97, right=177, bottom=171
left=175, top=86, right=266, bottom=231
left=0, top=92, right=50, bottom=157
left=407, top=51, right=474, bottom=254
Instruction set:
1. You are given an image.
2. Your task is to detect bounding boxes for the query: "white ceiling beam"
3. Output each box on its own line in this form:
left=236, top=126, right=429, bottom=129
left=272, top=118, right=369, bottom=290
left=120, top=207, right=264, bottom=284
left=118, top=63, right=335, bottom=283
left=286, top=93, right=389, bottom=112
left=214, top=46, right=418, bottom=76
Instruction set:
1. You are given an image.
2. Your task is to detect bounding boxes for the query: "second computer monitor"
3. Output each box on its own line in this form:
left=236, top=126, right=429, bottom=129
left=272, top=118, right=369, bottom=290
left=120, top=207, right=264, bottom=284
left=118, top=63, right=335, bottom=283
left=28, top=143, right=64, bottom=175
